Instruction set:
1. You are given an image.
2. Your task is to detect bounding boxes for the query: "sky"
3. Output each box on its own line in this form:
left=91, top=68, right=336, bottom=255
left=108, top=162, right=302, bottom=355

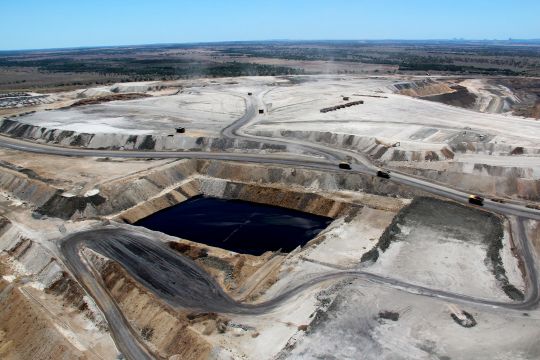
left=1, top=0, right=539, bottom=50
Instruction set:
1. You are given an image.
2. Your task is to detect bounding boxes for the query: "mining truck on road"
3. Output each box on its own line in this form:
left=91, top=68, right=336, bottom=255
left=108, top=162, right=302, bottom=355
left=468, top=195, right=484, bottom=206
left=377, top=170, right=391, bottom=179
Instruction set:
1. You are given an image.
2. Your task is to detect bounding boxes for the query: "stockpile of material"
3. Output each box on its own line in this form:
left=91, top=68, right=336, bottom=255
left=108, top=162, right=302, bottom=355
left=320, top=100, right=364, bottom=113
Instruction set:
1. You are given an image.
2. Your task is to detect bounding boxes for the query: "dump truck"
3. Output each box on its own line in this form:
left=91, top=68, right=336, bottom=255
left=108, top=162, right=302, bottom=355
left=376, top=170, right=390, bottom=179
left=468, top=195, right=484, bottom=206
left=339, top=162, right=352, bottom=170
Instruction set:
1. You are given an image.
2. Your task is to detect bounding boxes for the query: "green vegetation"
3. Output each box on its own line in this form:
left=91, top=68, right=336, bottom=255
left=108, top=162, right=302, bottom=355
left=218, top=41, right=540, bottom=75
left=0, top=57, right=304, bottom=81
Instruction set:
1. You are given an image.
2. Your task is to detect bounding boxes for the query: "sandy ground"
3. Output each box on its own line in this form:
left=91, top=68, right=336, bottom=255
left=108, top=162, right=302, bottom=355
left=0, top=220, right=118, bottom=360
left=461, top=78, right=520, bottom=113
left=284, top=279, right=540, bottom=360
left=0, top=148, right=173, bottom=194
left=250, top=76, right=540, bottom=148
left=12, top=89, right=246, bottom=137
left=369, top=198, right=515, bottom=301
left=302, top=207, right=397, bottom=268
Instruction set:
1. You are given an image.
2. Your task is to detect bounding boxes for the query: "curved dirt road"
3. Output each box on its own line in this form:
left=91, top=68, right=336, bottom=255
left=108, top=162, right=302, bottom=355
left=60, top=222, right=538, bottom=359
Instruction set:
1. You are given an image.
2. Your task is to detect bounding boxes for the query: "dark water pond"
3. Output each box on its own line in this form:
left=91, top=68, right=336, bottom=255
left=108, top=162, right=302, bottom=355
left=134, top=196, right=332, bottom=255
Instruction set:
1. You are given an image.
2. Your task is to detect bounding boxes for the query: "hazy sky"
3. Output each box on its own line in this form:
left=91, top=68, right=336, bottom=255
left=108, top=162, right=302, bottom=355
left=1, top=0, right=539, bottom=50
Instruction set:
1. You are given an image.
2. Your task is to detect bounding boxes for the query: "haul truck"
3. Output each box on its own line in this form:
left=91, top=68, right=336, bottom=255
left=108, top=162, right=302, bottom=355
left=468, top=195, right=484, bottom=206
left=377, top=170, right=391, bottom=179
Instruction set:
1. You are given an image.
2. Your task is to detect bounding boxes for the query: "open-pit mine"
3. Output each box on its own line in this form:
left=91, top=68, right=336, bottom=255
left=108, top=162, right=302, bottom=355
left=1, top=74, right=540, bottom=360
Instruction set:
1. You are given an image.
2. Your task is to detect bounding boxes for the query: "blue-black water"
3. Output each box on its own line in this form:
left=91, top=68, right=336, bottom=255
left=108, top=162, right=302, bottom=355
left=133, top=196, right=333, bottom=255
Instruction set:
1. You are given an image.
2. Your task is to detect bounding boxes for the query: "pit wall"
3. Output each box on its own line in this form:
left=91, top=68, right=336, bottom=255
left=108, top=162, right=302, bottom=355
left=195, top=160, right=424, bottom=198
left=247, top=129, right=455, bottom=162
left=0, top=158, right=428, bottom=221
left=113, top=178, right=201, bottom=223
left=0, top=218, right=58, bottom=282
left=392, top=164, right=540, bottom=201
left=0, top=165, right=59, bottom=207
left=0, top=118, right=286, bottom=152
left=0, top=153, right=423, bottom=223
left=450, top=141, right=540, bottom=156
left=4, top=115, right=538, bottom=160
left=0, top=159, right=110, bottom=220
left=114, top=177, right=358, bottom=225
left=388, top=79, right=455, bottom=97
left=248, top=128, right=540, bottom=160
left=110, top=159, right=426, bottom=224
left=245, top=129, right=540, bottom=201
left=87, top=252, right=213, bottom=360
left=0, top=217, right=107, bottom=327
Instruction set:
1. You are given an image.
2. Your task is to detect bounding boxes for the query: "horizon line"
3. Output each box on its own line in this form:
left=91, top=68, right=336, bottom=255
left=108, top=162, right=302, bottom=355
left=2, top=38, right=540, bottom=53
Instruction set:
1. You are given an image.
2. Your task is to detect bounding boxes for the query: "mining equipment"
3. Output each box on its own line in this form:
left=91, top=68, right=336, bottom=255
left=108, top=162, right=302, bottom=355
left=376, top=170, right=391, bottom=179
left=468, top=195, right=484, bottom=206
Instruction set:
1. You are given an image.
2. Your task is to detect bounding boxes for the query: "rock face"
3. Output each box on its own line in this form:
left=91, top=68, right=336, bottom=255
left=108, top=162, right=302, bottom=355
left=0, top=217, right=106, bottom=336
left=0, top=159, right=425, bottom=221
left=97, top=259, right=212, bottom=360
left=0, top=284, right=88, bottom=359
left=244, top=129, right=540, bottom=201
left=107, top=160, right=425, bottom=224
left=394, top=164, right=540, bottom=201
left=0, top=93, right=54, bottom=109
left=0, top=118, right=287, bottom=152
left=248, top=129, right=455, bottom=162
left=389, top=79, right=455, bottom=98
left=0, top=166, right=59, bottom=207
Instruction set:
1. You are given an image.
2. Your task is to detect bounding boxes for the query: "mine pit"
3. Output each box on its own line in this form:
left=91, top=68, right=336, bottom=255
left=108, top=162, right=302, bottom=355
left=133, top=196, right=333, bottom=255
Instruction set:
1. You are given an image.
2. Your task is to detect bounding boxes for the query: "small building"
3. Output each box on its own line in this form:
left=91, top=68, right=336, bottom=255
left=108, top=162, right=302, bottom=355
left=175, top=127, right=186, bottom=134
left=343, top=96, right=349, bottom=101
left=259, top=109, right=264, bottom=114
left=248, top=92, right=253, bottom=96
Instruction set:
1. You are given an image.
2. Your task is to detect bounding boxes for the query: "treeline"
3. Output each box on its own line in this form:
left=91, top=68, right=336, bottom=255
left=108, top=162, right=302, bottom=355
left=398, top=63, right=522, bottom=75
left=0, top=58, right=304, bottom=79
left=219, top=45, right=539, bottom=75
